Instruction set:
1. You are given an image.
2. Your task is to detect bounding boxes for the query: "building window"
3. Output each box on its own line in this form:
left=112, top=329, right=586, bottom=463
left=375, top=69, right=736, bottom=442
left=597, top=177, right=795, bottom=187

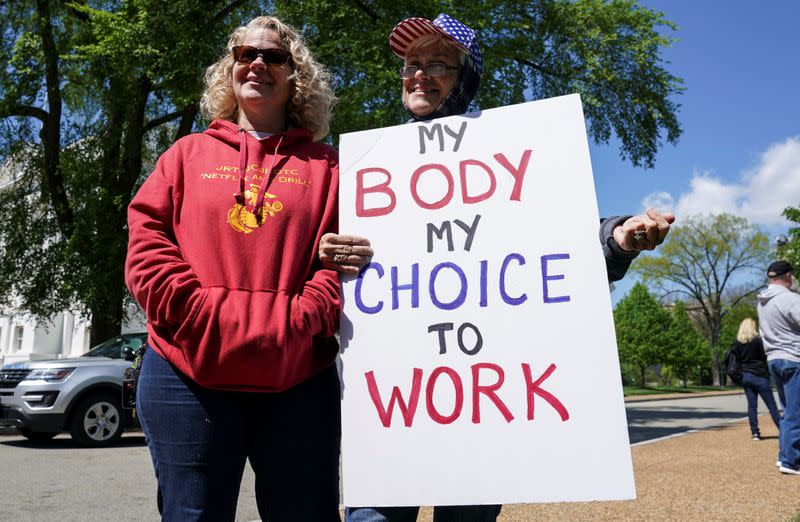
left=12, top=325, right=24, bottom=352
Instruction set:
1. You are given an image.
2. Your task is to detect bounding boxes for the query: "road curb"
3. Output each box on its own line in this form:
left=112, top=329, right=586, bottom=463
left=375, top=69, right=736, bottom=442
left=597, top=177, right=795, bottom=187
left=624, top=390, right=743, bottom=403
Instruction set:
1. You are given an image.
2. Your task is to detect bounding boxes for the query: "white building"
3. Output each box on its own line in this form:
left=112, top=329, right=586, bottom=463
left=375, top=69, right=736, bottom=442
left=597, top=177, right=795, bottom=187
left=0, top=307, right=146, bottom=366
left=0, top=144, right=147, bottom=366
left=0, top=312, right=92, bottom=365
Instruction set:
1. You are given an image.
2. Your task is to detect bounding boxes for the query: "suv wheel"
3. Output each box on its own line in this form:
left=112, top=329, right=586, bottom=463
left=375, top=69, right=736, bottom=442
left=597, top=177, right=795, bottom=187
left=69, top=392, right=124, bottom=447
left=18, top=428, right=59, bottom=442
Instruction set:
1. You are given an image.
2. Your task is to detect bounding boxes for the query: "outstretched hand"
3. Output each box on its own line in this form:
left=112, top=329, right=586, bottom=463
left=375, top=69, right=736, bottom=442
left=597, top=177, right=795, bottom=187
left=613, top=208, right=675, bottom=252
left=319, top=233, right=374, bottom=275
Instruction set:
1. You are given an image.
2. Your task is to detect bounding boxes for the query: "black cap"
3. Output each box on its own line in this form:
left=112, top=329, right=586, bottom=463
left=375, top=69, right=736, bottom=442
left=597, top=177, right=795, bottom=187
left=767, top=260, right=793, bottom=277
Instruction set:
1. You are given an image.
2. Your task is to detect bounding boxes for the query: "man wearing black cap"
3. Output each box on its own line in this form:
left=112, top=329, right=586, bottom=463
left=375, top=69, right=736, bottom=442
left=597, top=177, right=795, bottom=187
left=757, top=260, right=800, bottom=475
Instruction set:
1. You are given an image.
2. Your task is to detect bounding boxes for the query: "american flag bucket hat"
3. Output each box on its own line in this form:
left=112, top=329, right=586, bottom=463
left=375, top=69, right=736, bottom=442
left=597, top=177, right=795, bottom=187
left=389, top=13, right=482, bottom=71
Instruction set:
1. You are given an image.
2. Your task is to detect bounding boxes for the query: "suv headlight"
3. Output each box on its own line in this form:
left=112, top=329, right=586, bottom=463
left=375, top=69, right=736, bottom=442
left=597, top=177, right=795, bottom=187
left=23, top=368, right=76, bottom=382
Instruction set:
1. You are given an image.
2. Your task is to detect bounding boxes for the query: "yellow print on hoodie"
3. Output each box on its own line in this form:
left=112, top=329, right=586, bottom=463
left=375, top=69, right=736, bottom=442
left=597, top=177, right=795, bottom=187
left=227, top=183, right=284, bottom=234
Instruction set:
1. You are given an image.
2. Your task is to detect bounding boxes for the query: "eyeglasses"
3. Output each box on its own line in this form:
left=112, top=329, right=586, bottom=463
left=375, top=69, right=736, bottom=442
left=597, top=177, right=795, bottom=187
left=399, top=62, right=460, bottom=79
left=232, top=45, right=292, bottom=67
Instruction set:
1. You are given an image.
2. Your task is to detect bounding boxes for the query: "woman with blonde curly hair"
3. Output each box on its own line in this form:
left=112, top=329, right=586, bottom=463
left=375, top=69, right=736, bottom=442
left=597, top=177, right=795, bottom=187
left=126, top=15, right=342, bottom=521
left=729, top=317, right=782, bottom=440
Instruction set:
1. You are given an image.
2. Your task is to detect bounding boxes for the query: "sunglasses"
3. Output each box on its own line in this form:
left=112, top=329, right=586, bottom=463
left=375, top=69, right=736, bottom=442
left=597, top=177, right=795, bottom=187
left=232, top=45, right=292, bottom=67
left=399, top=62, right=460, bottom=79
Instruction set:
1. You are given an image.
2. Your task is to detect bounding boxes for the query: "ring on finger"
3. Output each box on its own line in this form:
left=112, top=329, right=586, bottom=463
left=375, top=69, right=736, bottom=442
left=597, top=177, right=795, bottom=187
left=633, top=230, right=646, bottom=241
left=333, top=253, right=346, bottom=263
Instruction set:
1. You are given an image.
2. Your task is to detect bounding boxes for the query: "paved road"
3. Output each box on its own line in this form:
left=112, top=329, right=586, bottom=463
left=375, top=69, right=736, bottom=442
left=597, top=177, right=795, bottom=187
left=0, top=391, right=779, bottom=521
left=0, top=432, right=259, bottom=522
left=626, top=391, right=780, bottom=444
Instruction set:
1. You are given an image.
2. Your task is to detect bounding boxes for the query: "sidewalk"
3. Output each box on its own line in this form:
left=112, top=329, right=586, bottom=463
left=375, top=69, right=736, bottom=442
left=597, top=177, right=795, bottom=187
left=473, top=415, right=798, bottom=521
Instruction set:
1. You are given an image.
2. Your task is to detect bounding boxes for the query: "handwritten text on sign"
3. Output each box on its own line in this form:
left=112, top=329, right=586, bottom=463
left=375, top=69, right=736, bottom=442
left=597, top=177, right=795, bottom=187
left=339, top=95, right=634, bottom=507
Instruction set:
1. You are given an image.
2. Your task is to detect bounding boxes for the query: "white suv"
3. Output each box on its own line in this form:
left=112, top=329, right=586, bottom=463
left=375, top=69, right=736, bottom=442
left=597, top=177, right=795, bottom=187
left=0, top=333, right=146, bottom=447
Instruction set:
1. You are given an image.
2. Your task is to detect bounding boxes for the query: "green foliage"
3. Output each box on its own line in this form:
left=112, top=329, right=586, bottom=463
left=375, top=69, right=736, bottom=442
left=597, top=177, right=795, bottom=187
left=664, top=301, right=710, bottom=387
left=275, top=0, right=683, bottom=167
left=0, top=0, right=683, bottom=342
left=0, top=0, right=250, bottom=343
left=777, top=205, right=800, bottom=267
left=614, top=283, right=671, bottom=386
left=633, top=213, right=769, bottom=385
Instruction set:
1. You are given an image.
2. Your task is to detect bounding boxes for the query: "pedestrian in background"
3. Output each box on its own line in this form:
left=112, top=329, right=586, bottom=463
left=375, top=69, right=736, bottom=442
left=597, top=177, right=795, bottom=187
left=757, top=260, right=800, bottom=475
left=730, top=317, right=781, bottom=440
left=125, top=16, right=342, bottom=520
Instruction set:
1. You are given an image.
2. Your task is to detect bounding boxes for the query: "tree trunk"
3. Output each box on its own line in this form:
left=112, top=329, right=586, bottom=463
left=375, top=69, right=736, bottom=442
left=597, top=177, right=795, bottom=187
left=710, top=321, right=721, bottom=386
left=176, top=103, right=198, bottom=140
left=710, top=347, right=720, bottom=386
left=640, top=366, right=646, bottom=387
left=87, top=72, right=151, bottom=350
left=35, top=0, right=74, bottom=237
left=89, top=291, right=123, bottom=347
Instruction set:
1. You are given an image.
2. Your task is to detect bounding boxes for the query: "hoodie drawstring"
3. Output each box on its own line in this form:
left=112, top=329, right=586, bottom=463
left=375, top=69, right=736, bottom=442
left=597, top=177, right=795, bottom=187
left=254, top=135, right=284, bottom=224
left=236, top=128, right=248, bottom=206
left=236, top=128, right=284, bottom=225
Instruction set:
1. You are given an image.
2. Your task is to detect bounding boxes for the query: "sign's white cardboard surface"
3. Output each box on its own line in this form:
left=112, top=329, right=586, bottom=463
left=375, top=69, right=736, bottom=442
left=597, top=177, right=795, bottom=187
left=338, top=94, right=635, bottom=507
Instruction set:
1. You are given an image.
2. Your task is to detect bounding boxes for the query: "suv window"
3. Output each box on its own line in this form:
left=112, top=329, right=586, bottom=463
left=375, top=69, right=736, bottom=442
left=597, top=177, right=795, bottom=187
left=82, top=334, right=146, bottom=359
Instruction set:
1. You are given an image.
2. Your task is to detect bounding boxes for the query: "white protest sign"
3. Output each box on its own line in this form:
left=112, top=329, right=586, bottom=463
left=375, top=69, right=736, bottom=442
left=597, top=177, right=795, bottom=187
left=339, top=94, right=635, bottom=507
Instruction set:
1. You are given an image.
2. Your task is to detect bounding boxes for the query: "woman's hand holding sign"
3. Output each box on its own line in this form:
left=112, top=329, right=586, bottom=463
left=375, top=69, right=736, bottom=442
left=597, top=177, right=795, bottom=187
left=319, top=233, right=374, bottom=275
left=612, top=208, right=675, bottom=252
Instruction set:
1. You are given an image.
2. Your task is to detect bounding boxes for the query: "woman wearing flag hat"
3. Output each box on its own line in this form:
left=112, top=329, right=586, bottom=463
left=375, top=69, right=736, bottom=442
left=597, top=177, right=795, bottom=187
left=324, top=13, right=675, bottom=522
left=320, top=13, right=673, bottom=277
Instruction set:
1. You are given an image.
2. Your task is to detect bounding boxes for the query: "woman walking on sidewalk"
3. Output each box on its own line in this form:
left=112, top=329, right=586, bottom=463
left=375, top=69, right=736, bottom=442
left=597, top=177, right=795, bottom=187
left=731, top=318, right=782, bottom=440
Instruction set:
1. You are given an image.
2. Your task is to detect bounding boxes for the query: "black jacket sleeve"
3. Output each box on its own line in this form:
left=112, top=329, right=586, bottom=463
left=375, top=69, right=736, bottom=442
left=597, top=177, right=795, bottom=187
left=599, top=216, right=639, bottom=283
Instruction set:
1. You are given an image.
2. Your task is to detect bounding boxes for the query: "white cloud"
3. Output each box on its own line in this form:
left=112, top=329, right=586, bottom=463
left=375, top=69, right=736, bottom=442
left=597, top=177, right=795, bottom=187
left=675, top=171, right=743, bottom=217
left=641, top=191, right=675, bottom=212
left=642, top=137, right=800, bottom=226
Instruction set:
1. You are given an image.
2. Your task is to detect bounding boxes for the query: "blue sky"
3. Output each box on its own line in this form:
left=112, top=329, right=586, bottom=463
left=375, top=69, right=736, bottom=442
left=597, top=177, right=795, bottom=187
left=589, top=0, right=800, bottom=302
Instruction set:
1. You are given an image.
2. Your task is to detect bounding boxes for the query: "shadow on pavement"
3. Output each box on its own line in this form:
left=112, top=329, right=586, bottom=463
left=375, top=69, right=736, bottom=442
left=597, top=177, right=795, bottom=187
left=626, top=405, right=745, bottom=444
left=626, top=406, right=744, bottom=421
left=0, top=433, right=147, bottom=449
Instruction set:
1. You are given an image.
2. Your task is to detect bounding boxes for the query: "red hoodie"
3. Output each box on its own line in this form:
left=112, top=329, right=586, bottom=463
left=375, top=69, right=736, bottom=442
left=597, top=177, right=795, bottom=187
left=125, top=119, right=340, bottom=392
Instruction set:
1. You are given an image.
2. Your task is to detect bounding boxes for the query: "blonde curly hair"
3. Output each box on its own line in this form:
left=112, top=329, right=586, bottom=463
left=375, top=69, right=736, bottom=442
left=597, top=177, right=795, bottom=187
left=200, top=16, right=335, bottom=141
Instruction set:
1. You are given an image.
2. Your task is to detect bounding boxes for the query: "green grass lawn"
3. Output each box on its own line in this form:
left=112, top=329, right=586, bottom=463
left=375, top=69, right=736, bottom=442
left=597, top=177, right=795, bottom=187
left=623, top=384, right=740, bottom=396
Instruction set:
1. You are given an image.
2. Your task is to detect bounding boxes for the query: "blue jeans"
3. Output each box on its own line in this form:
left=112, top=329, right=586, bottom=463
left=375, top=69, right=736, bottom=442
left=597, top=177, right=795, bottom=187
left=137, top=348, right=341, bottom=521
left=741, top=371, right=781, bottom=436
left=768, top=358, right=800, bottom=470
left=772, top=371, right=787, bottom=410
left=345, top=505, right=502, bottom=522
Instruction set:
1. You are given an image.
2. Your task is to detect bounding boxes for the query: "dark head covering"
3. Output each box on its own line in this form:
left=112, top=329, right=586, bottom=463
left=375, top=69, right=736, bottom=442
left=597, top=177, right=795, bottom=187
left=389, top=13, right=483, bottom=121
left=767, top=260, right=793, bottom=277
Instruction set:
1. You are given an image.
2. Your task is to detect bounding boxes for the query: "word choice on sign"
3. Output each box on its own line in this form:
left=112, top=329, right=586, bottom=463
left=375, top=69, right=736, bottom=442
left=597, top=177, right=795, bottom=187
left=354, top=252, right=572, bottom=314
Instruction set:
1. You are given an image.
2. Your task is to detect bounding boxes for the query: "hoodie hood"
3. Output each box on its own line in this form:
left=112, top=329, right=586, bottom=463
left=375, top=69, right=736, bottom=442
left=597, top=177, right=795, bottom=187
left=204, top=120, right=314, bottom=224
left=204, top=119, right=313, bottom=147
left=758, top=284, right=790, bottom=304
